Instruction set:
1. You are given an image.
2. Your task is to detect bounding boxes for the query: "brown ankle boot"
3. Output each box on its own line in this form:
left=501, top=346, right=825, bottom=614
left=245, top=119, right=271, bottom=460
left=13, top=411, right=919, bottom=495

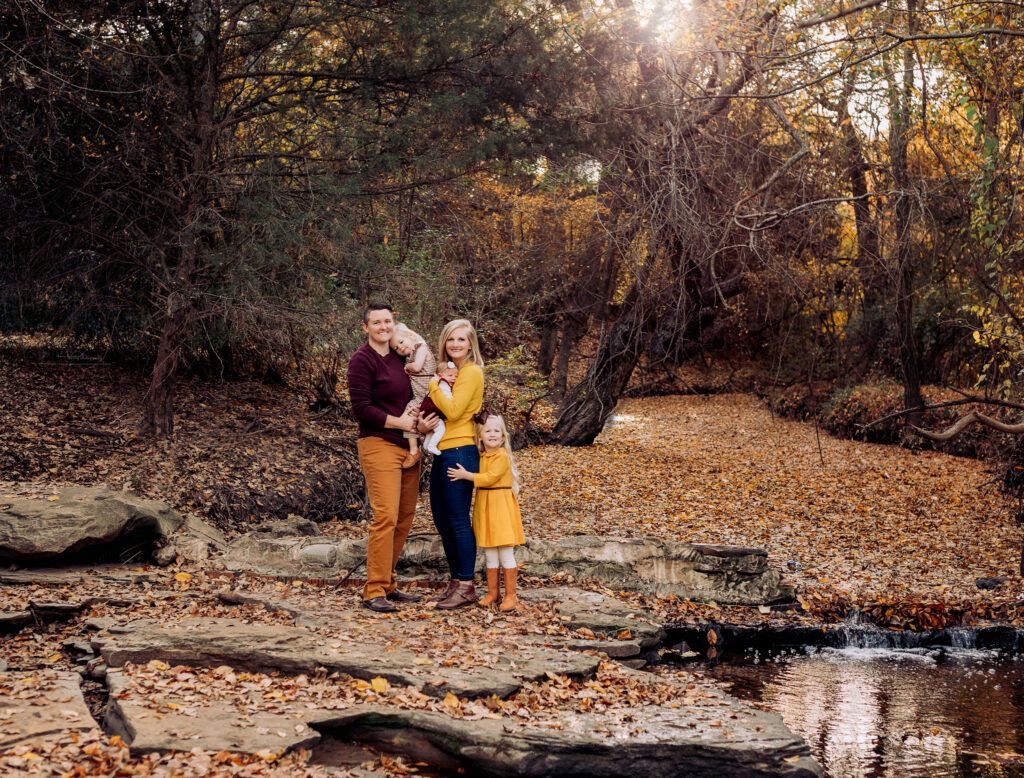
left=477, top=568, right=500, bottom=607
left=436, top=580, right=478, bottom=610
left=427, top=579, right=457, bottom=603
left=499, top=567, right=518, bottom=611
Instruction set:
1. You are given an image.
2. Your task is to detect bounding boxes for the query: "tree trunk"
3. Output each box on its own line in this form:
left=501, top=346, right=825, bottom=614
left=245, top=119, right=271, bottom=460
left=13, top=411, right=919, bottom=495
left=895, top=217, right=924, bottom=422
left=537, top=322, right=557, bottom=376
left=141, top=291, right=191, bottom=438
left=887, top=0, right=924, bottom=425
left=549, top=287, right=652, bottom=445
left=838, top=75, right=887, bottom=375
left=138, top=17, right=217, bottom=439
left=551, top=314, right=588, bottom=399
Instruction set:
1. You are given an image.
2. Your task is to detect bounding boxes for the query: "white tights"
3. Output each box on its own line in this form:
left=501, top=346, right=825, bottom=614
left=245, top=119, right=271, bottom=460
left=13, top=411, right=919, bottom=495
left=482, top=546, right=517, bottom=569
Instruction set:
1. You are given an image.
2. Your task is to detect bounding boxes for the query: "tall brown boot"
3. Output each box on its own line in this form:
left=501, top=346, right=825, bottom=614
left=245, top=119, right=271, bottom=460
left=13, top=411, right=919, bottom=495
left=499, top=567, right=518, bottom=612
left=477, top=568, right=500, bottom=607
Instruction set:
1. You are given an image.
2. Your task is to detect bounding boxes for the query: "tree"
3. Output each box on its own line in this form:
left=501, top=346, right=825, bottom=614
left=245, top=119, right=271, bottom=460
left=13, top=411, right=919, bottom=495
left=547, top=0, right=811, bottom=444
left=0, top=0, right=578, bottom=436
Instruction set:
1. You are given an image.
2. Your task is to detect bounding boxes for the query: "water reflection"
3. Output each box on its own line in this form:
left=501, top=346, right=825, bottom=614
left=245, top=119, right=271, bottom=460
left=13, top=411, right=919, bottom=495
left=705, top=648, right=1024, bottom=777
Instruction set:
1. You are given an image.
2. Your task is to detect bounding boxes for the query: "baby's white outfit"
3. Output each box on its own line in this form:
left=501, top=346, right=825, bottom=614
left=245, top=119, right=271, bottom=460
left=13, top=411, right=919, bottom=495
left=422, top=380, right=452, bottom=456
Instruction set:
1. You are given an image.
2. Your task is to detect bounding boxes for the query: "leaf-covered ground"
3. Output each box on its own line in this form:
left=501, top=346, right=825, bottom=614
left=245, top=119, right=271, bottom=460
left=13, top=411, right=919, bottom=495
left=2, top=354, right=1021, bottom=621
left=4, top=361, right=1024, bottom=776
left=514, top=394, right=1023, bottom=624
left=316, top=392, right=1024, bottom=628
left=0, top=360, right=366, bottom=530
left=1, top=569, right=732, bottom=777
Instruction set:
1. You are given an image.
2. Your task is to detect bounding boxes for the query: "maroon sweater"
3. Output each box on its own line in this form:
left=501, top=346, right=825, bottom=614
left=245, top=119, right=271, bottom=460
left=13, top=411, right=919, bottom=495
left=347, top=342, right=413, bottom=448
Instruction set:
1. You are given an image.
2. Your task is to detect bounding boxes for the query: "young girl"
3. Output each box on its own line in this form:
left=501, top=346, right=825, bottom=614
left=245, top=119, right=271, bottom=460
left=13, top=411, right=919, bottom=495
left=447, top=413, right=524, bottom=611
left=390, top=323, right=435, bottom=469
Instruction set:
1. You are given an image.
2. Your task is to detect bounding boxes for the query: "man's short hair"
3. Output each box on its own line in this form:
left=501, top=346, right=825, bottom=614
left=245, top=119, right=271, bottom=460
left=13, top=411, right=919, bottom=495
left=363, top=302, right=393, bottom=323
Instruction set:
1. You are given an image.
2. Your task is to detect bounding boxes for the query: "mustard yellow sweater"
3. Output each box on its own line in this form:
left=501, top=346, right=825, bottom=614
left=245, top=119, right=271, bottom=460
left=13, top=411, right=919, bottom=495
left=428, top=362, right=483, bottom=450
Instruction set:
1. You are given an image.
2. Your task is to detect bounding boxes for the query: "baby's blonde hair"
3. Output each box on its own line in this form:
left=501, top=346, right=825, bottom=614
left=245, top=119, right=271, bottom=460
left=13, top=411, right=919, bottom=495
left=476, top=414, right=520, bottom=498
left=437, top=319, right=483, bottom=368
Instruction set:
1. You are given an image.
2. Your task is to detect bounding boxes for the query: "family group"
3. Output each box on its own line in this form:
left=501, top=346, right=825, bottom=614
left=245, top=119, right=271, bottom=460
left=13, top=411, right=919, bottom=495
left=347, top=304, right=525, bottom=614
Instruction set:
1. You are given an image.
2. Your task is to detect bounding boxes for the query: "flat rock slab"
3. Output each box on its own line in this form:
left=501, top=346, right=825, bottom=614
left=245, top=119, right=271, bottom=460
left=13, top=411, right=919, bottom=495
left=525, top=587, right=667, bottom=649
left=0, top=487, right=183, bottom=562
left=0, top=671, right=99, bottom=747
left=216, top=590, right=604, bottom=688
left=104, top=671, right=321, bottom=756
left=564, top=638, right=642, bottom=658
left=0, top=566, right=164, bottom=587
left=519, top=536, right=792, bottom=605
left=222, top=534, right=791, bottom=605
left=100, top=672, right=820, bottom=776
left=92, top=618, right=598, bottom=701
left=0, top=611, right=32, bottom=633
left=311, top=699, right=822, bottom=777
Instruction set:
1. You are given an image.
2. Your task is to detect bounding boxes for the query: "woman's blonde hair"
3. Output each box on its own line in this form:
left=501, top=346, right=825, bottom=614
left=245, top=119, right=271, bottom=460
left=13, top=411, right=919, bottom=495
left=476, top=414, right=520, bottom=498
left=436, top=319, right=483, bottom=368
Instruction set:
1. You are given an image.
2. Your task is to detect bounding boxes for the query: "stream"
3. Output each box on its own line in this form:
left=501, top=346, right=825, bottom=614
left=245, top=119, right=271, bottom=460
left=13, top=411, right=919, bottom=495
left=702, top=646, right=1024, bottom=777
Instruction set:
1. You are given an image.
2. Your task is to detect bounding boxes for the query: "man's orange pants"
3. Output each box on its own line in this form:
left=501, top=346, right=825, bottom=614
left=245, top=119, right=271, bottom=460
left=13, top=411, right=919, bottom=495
left=357, top=436, right=420, bottom=600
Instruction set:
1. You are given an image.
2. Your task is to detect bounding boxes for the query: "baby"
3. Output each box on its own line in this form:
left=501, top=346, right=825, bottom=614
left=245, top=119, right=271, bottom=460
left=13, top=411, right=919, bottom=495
left=420, top=361, right=458, bottom=457
left=390, top=323, right=435, bottom=468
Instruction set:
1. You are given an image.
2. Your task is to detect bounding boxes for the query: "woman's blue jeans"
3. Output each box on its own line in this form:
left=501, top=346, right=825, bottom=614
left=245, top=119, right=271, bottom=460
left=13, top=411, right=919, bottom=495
left=430, top=445, right=479, bottom=580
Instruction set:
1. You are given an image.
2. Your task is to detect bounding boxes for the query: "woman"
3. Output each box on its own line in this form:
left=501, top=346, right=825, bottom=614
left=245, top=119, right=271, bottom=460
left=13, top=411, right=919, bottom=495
left=347, top=303, right=423, bottom=613
left=422, top=319, right=485, bottom=609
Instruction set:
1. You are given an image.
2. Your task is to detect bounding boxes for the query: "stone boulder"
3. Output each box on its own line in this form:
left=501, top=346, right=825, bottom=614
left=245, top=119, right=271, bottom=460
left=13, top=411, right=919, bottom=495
left=220, top=535, right=362, bottom=578
left=222, top=534, right=791, bottom=605
left=152, top=513, right=229, bottom=566
left=519, top=536, right=792, bottom=605
left=0, top=486, right=227, bottom=566
left=312, top=700, right=821, bottom=777
left=0, top=486, right=182, bottom=563
left=220, top=534, right=450, bottom=579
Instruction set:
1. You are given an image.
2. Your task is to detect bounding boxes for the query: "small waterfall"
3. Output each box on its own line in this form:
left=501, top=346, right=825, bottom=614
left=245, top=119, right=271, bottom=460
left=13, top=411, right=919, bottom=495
left=663, top=618, right=1024, bottom=656
left=811, top=617, right=995, bottom=651
left=829, top=616, right=907, bottom=649
left=821, top=612, right=989, bottom=650
left=947, top=627, right=978, bottom=649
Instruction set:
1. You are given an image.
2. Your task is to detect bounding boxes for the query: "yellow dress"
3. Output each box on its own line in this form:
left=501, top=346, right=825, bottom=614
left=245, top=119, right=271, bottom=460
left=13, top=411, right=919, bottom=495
left=472, top=449, right=525, bottom=548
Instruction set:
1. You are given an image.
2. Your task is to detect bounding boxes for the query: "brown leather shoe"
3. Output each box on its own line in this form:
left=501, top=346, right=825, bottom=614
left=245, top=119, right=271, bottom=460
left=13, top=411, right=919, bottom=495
left=435, top=581, right=478, bottom=610
left=362, top=596, right=397, bottom=613
left=427, top=579, right=457, bottom=603
left=386, top=588, right=422, bottom=603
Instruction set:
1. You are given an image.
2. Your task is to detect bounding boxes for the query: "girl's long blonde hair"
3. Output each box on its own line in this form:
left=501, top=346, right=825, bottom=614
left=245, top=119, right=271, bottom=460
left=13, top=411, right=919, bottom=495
left=437, top=319, right=484, bottom=368
left=476, top=414, right=520, bottom=498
